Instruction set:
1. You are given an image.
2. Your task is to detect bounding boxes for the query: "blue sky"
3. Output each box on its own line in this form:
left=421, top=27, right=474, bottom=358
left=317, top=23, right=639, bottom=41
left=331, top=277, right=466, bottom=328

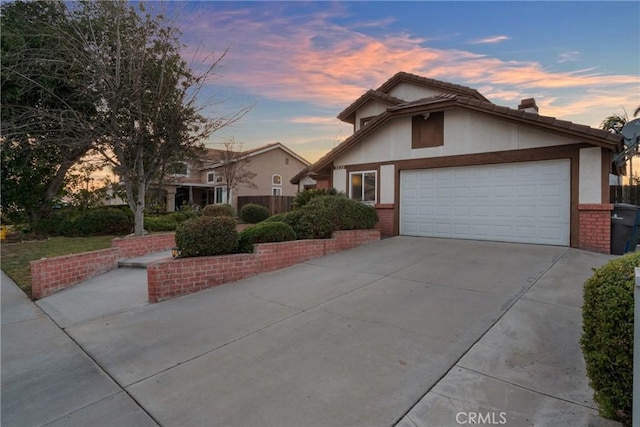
left=161, top=1, right=639, bottom=162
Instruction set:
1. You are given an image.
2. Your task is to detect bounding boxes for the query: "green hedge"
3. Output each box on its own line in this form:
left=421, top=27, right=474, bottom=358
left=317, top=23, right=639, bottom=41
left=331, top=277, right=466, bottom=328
left=35, top=207, right=133, bottom=236
left=292, top=195, right=378, bottom=239
left=292, top=187, right=344, bottom=209
left=238, top=221, right=296, bottom=252
left=175, top=216, right=238, bottom=258
left=581, top=251, right=639, bottom=426
left=202, top=204, right=235, bottom=217
left=240, top=203, right=270, bottom=224
left=144, top=212, right=197, bottom=232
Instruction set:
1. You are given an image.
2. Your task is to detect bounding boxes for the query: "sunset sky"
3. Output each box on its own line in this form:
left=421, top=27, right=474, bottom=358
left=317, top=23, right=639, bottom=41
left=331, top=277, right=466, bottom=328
left=161, top=1, right=639, bottom=163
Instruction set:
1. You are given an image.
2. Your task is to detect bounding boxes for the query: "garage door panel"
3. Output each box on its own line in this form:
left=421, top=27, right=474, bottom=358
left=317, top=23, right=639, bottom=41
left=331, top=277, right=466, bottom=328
left=400, top=160, right=570, bottom=246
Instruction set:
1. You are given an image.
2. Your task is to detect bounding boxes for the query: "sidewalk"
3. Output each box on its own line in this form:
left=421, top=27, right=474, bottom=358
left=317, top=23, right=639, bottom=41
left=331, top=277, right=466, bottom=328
left=0, top=272, right=156, bottom=426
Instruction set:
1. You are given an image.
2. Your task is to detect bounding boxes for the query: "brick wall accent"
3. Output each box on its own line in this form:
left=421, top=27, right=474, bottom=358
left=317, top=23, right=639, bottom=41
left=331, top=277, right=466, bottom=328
left=31, top=248, right=119, bottom=299
left=111, top=233, right=175, bottom=258
left=375, top=204, right=395, bottom=237
left=147, top=229, right=381, bottom=303
left=578, top=204, right=613, bottom=254
left=31, top=233, right=176, bottom=299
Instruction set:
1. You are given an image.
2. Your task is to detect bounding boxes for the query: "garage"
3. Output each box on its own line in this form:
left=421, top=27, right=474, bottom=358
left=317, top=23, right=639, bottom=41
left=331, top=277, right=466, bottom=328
left=400, top=159, right=571, bottom=246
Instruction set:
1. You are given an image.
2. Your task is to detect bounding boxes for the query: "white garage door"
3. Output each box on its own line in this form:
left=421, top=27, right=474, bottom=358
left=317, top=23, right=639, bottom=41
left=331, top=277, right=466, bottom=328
left=400, top=160, right=570, bottom=246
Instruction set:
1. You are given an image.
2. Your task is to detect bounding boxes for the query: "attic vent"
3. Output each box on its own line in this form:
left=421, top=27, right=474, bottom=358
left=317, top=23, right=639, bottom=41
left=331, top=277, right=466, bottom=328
left=518, top=98, right=539, bottom=113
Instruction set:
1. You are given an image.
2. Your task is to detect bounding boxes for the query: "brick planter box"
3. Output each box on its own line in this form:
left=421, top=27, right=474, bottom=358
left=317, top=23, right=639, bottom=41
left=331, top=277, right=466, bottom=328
left=31, top=233, right=176, bottom=299
left=147, top=229, right=381, bottom=303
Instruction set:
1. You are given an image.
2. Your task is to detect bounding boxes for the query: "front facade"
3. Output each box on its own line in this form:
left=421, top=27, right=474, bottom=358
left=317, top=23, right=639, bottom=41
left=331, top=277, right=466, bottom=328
left=165, top=142, right=310, bottom=211
left=300, top=72, right=622, bottom=252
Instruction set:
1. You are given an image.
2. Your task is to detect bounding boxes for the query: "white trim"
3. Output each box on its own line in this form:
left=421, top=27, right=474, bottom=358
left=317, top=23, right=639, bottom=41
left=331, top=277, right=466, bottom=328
left=349, top=170, right=377, bottom=204
left=272, top=187, right=282, bottom=196
left=272, top=174, right=282, bottom=185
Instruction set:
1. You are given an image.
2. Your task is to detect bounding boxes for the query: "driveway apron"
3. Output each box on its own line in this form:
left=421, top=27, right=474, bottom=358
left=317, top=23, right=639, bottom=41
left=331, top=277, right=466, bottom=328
left=31, top=237, right=613, bottom=426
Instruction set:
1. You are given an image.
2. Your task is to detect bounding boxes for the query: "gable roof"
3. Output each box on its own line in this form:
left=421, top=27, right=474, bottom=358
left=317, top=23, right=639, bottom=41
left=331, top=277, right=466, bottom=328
left=377, top=71, right=491, bottom=103
left=204, top=142, right=310, bottom=170
left=337, top=90, right=405, bottom=124
left=310, top=94, right=622, bottom=173
left=337, top=71, right=490, bottom=125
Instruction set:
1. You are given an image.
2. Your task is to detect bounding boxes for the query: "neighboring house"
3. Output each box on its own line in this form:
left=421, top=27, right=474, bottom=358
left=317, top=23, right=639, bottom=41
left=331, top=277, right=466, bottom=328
left=164, top=142, right=310, bottom=211
left=293, top=71, right=622, bottom=253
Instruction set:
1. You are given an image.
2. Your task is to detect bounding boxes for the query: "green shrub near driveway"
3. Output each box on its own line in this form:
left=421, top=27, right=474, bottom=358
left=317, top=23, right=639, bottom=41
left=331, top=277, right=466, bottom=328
left=238, top=221, right=296, bottom=252
left=293, top=195, right=378, bottom=239
left=202, top=204, right=235, bottom=218
left=144, top=215, right=178, bottom=232
left=175, top=216, right=238, bottom=257
left=240, top=203, right=270, bottom=224
left=581, top=251, right=639, bottom=426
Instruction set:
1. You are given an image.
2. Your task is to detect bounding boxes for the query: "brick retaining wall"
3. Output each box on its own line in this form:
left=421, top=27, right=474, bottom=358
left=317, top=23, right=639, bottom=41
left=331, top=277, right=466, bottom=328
left=147, top=229, right=381, bottom=303
left=31, top=233, right=176, bottom=299
left=31, top=248, right=120, bottom=299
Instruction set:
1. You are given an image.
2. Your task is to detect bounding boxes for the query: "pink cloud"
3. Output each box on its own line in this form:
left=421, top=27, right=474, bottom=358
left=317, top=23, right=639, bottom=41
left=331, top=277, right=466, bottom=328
left=177, top=6, right=639, bottom=127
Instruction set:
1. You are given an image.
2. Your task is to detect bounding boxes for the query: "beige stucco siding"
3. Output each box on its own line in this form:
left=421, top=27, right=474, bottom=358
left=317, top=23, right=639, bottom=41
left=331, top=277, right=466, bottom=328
left=387, top=83, right=443, bottom=102
left=355, top=100, right=391, bottom=132
left=334, top=110, right=580, bottom=167
left=227, top=147, right=308, bottom=203
left=579, top=147, right=603, bottom=203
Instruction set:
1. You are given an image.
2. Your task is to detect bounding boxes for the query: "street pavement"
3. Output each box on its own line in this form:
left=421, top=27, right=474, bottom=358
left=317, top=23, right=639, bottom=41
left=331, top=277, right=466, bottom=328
left=2, top=237, right=621, bottom=426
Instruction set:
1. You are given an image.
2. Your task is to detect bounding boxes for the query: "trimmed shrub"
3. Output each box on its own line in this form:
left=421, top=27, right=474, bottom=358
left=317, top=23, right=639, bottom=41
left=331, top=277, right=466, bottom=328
left=170, top=211, right=199, bottom=222
left=34, top=209, right=77, bottom=236
left=175, top=216, right=238, bottom=257
left=144, top=215, right=178, bottom=232
left=240, top=203, right=270, bottom=224
left=73, top=208, right=134, bottom=236
left=581, top=251, right=639, bottom=426
left=292, top=187, right=344, bottom=209
left=238, top=221, right=296, bottom=252
left=262, top=213, right=289, bottom=223
left=202, top=203, right=235, bottom=218
left=294, top=195, right=378, bottom=239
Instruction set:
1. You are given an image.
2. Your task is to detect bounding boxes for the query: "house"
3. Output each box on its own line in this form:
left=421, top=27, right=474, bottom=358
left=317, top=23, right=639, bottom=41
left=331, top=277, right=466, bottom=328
left=293, top=72, right=622, bottom=253
left=164, top=142, right=310, bottom=212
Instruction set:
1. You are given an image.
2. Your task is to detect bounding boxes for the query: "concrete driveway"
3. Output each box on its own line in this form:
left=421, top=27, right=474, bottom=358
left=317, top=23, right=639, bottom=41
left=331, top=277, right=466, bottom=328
left=5, top=237, right=619, bottom=426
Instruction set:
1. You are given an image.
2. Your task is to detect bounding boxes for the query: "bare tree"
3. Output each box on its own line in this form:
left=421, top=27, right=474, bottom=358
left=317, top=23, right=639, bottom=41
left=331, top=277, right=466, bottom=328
left=210, top=138, right=257, bottom=204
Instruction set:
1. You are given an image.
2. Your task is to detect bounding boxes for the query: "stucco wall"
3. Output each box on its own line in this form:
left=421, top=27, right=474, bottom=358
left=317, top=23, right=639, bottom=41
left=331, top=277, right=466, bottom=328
left=334, top=110, right=581, bottom=167
left=387, top=82, right=443, bottom=102
left=579, top=147, right=603, bottom=204
left=355, top=100, right=390, bottom=132
left=379, top=164, right=395, bottom=204
left=220, top=148, right=308, bottom=208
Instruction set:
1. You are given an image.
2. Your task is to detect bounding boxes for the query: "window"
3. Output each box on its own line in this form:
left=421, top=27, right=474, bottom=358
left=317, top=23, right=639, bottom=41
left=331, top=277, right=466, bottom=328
left=214, top=187, right=225, bottom=204
left=412, top=111, right=444, bottom=149
left=349, top=171, right=376, bottom=203
left=207, top=172, right=215, bottom=183
left=272, top=174, right=282, bottom=185
left=170, top=162, right=188, bottom=175
left=272, top=187, right=282, bottom=196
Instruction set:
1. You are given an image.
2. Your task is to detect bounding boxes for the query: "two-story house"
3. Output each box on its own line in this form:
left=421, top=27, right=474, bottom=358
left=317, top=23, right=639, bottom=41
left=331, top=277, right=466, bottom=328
left=164, top=142, right=310, bottom=212
left=294, top=72, right=622, bottom=253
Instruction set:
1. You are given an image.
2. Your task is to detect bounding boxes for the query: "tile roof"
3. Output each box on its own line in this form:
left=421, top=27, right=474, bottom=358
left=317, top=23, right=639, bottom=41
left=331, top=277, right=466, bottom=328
left=337, top=90, right=405, bottom=124
left=377, top=72, right=491, bottom=103
left=310, top=94, right=622, bottom=173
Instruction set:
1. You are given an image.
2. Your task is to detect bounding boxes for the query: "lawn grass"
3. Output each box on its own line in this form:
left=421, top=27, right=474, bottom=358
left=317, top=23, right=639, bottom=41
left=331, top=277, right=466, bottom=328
left=1, top=235, right=116, bottom=297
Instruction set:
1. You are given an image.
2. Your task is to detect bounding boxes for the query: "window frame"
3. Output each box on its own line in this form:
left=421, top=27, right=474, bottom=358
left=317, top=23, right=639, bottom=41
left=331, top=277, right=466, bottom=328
left=272, top=187, right=282, bottom=196
left=272, top=174, right=282, bottom=186
left=349, top=170, right=377, bottom=204
left=207, top=172, right=215, bottom=183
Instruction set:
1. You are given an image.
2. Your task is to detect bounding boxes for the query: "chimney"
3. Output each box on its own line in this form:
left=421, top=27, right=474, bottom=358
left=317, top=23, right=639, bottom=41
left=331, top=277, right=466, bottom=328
left=518, top=98, right=539, bottom=113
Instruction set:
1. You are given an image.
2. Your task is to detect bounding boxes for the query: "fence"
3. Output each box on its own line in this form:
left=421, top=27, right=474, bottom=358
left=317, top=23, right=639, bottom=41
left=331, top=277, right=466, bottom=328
left=237, top=195, right=294, bottom=216
left=610, top=185, right=640, bottom=205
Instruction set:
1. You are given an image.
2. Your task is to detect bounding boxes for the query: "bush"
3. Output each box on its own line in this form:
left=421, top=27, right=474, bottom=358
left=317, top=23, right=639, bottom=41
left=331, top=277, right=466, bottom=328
left=175, top=216, right=238, bottom=257
left=73, top=208, right=134, bottom=236
left=240, top=203, right=270, bottom=224
left=262, top=213, right=289, bottom=223
left=34, top=209, right=77, bottom=236
left=237, top=221, right=296, bottom=252
left=202, top=204, right=235, bottom=218
left=292, top=187, right=344, bottom=209
left=581, top=251, right=639, bottom=426
left=144, top=216, right=178, bottom=232
left=293, top=195, right=378, bottom=239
